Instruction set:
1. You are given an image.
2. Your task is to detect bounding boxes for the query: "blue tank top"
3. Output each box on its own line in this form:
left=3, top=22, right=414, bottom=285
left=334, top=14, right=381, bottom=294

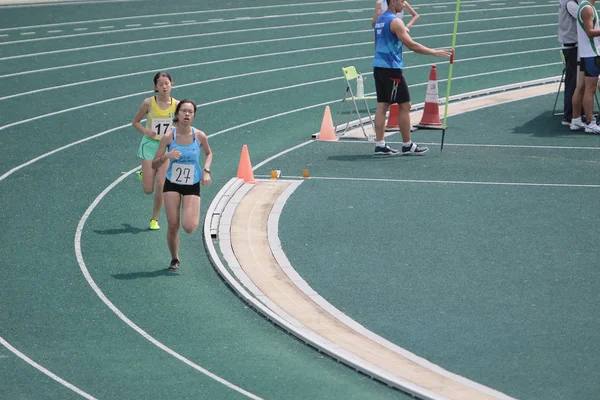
left=373, top=11, right=403, bottom=69
left=166, top=127, right=202, bottom=185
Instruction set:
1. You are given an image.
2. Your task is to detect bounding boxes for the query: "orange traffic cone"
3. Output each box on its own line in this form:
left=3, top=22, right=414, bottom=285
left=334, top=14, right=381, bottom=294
left=317, top=106, right=338, bottom=141
left=236, top=144, right=256, bottom=184
left=414, top=65, right=443, bottom=130
left=385, top=104, right=400, bottom=131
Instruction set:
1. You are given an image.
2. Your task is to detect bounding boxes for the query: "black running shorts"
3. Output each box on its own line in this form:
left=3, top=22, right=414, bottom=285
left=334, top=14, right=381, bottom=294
left=373, top=67, right=410, bottom=104
left=163, top=179, right=200, bottom=197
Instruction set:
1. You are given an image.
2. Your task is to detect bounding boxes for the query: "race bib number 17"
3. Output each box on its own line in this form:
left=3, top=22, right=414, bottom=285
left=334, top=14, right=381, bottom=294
left=152, top=118, right=172, bottom=138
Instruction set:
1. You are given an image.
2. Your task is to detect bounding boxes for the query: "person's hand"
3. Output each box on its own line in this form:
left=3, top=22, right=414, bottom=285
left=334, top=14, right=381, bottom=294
left=434, top=48, right=452, bottom=58
left=201, top=174, right=211, bottom=186
left=166, top=149, right=181, bottom=160
left=405, top=24, right=412, bottom=32
left=147, top=129, right=158, bottom=139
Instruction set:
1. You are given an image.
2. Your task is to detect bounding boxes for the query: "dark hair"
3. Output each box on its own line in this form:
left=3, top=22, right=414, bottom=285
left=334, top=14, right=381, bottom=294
left=153, top=72, right=173, bottom=92
left=172, top=99, right=197, bottom=123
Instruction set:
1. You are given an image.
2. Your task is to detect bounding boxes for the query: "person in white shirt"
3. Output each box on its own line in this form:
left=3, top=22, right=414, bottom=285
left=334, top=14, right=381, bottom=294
left=372, top=0, right=419, bottom=31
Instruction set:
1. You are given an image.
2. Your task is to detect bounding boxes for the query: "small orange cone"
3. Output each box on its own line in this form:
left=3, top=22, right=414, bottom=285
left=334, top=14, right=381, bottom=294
left=414, top=65, right=443, bottom=130
left=236, top=144, right=256, bottom=184
left=317, top=106, right=338, bottom=141
left=385, top=104, right=400, bottom=131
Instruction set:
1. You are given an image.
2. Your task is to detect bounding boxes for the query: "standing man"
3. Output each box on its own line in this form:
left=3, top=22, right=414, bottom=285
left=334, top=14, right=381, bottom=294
left=570, top=0, right=600, bottom=134
left=558, top=0, right=580, bottom=125
left=373, top=0, right=451, bottom=155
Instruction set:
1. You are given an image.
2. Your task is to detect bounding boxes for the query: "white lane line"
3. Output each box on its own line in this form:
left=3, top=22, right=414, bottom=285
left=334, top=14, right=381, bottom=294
left=343, top=140, right=600, bottom=151
left=0, top=0, right=364, bottom=31
left=0, top=78, right=564, bottom=185
left=0, top=336, right=97, bottom=399
left=74, top=167, right=262, bottom=400
left=0, top=12, right=556, bottom=65
left=125, top=24, right=141, bottom=27
left=0, top=125, right=129, bottom=183
left=0, top=3, right=556, bottom=46
left=0, top=40, right=560, bottom=131
left=99, top=26, right=114, bottom=29
left=74, top=28, right=88, bottom=31
left=20, top=31, right=35, bottom=35
left=47, top=29, right=62, bottom=33
left=306, top=176, right=600, bottom=188
left=152, top=22, right=169, bottom=25
left=0, top=42, right=368, bottom=101
left=0, top=47, right=562, bottom=132
left=0, top=9, right=370, bottom=46
left=0, top=18, right=366, bottom=62
left=0, top=17, right=555, bottom=75
left=0, top=0, right=145, bottom=9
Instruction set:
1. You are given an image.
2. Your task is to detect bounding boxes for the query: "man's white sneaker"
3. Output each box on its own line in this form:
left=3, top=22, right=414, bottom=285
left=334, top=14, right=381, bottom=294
left=585, top=121, right=600, bottom=134
left=570, top=117, right=587, bottom=131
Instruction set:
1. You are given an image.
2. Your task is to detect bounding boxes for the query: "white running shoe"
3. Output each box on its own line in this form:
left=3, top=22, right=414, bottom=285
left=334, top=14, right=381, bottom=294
left=585, top=120, right=600, bottom=134
left=570, top=117, right=587, bottom=131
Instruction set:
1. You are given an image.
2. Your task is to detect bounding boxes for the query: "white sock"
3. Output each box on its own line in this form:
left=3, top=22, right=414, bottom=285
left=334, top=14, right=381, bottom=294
left=376, top=140, right=385, bottom=147
left=402, top=141, right=412, bottom=147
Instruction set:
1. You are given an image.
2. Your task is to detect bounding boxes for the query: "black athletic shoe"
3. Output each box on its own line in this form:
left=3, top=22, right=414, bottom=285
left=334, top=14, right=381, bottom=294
left=401, top=142, right=429, bottom=155
left=374, top=144, right=400, bottom=156
left=168, top=259, right=180, bottom=271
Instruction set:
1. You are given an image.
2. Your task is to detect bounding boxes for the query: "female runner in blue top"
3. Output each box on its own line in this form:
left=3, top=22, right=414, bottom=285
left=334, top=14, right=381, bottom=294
left=152, top=100, right=212, bottom=271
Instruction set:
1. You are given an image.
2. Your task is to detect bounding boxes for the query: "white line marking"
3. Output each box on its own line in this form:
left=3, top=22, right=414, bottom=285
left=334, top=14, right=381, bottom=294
left=0, top=336, right=97, bottom=399
left=344, top=141, right=600, bottom=151
left=125, top=24, right=141, bottom=27
left=0, top=3, right=556, bottom=46
left=0, top=18, right=366, bottom=62
left=0, top=0, right=362, bottom=30
left=20, top=32, right=35, bottom=35
left=74, top=168, right=262, bottom=400
left=99, top=26, right=113, bottom=29
left=47, top=29, right=62, bottom=33
left=73, top=28, right=87, bottom=31
left=0, top=13, right=556, bottom=63
left=0, top=42, right=366, bottom=100
left=307, top=176, right=600, bottom=188
left=0, top=79, right=564, bottom=184
left=152, top=22, right=169, bottom=25
left=181, top=20, right=196, bottom=23
left=0, top=125, right=129, bottom=182
left=0, top=48, right=561, bottom=132
left=0, top=0, right=145, bottom=9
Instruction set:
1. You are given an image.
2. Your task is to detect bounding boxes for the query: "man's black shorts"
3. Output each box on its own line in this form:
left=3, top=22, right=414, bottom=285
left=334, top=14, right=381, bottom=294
left=373, top=67, right=410, bottom=104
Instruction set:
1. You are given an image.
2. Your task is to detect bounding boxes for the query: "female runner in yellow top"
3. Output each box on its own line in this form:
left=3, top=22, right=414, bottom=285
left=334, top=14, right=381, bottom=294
left=132, top=72, right=179, bottom=230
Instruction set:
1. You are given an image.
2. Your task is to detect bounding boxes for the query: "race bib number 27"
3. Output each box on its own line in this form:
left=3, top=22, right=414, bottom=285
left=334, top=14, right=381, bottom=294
left=172, top=163, right=195, bottom=185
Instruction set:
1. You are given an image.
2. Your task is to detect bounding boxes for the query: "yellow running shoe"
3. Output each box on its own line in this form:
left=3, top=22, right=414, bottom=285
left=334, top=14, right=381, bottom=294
left=137, top=171, right=143, bottom=181
left=149, top=219, right=160, bottom=230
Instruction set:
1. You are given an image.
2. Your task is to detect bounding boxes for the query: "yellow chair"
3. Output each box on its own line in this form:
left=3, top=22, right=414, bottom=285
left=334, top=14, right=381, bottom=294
left=334, top=66, right=377, bottom=141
